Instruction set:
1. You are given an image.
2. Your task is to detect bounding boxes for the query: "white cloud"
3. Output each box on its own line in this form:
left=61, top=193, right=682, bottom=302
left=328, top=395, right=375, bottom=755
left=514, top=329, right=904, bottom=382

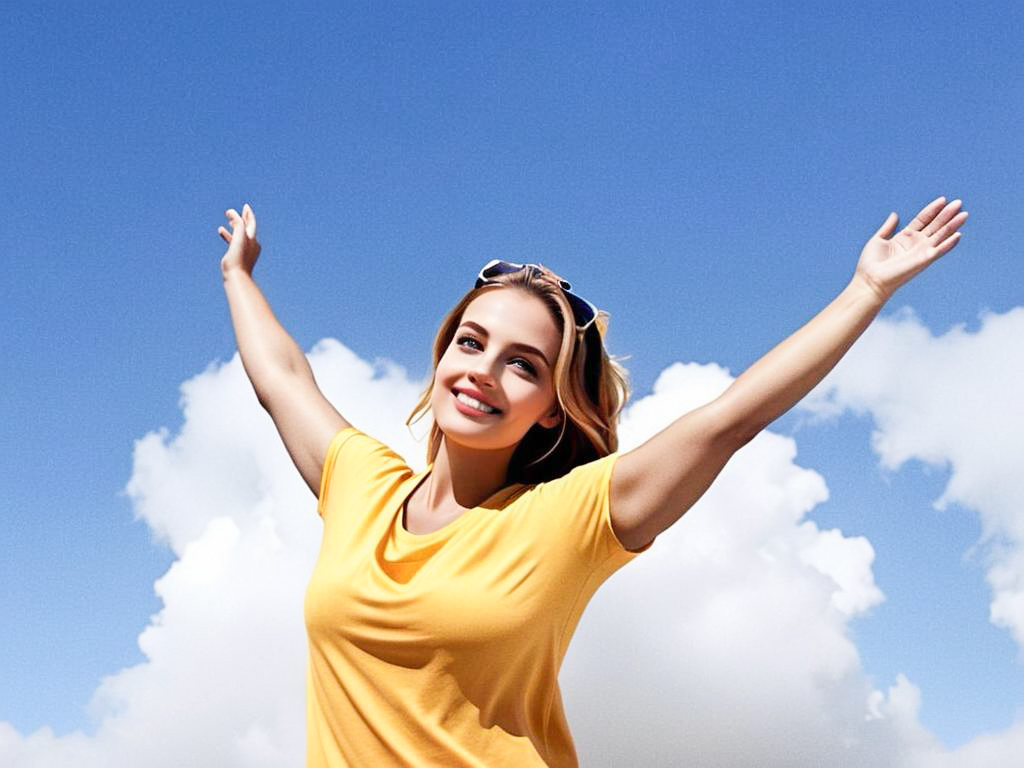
left=799, top=307, right=1024, bottom=653
left=565, top=362, right=898, bottom=767
left=0, top=343, right=428, bottom=768
left=2, top=317, right=1021, bottom=766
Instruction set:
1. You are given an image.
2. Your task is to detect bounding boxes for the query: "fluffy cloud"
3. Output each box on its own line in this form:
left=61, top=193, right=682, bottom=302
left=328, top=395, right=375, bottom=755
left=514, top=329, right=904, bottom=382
left=565, top=362, right=898, bottom=766
left=799, top=307, right=1024, bottom=653
left=0, top=341, right=427, bottom=768
left=1, top=314, right=1021, bottom=766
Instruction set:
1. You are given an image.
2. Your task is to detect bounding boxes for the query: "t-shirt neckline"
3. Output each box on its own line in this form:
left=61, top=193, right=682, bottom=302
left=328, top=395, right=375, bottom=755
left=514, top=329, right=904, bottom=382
left=396, top=465, right=526, bottom=541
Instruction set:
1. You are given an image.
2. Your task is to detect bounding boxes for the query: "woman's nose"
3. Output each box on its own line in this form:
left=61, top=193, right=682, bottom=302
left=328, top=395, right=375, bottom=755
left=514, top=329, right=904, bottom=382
left=467, top=360, right=497, bottom=387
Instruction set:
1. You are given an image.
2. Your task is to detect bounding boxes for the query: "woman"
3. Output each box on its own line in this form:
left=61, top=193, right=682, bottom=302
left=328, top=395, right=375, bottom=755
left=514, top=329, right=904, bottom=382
left=219, top=197, right=967, bottom=767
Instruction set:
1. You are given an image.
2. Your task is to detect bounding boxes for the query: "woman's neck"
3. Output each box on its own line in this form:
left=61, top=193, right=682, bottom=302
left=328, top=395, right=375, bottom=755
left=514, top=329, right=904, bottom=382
left=427, top=436, right=517, bottom=512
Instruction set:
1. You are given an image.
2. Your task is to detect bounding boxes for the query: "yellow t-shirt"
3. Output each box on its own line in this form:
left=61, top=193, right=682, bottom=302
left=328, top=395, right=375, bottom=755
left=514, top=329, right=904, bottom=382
left=305, top=427, right=649, bottom=767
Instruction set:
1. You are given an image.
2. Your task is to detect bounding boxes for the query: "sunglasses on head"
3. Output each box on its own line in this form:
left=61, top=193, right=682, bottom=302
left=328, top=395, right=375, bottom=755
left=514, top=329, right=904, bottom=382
left=475, top=260, right=599, bottom=333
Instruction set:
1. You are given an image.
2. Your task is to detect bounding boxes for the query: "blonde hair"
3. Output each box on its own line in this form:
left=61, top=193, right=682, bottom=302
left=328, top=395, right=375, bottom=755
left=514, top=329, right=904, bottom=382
left=406, top=265, right=630, bottom=484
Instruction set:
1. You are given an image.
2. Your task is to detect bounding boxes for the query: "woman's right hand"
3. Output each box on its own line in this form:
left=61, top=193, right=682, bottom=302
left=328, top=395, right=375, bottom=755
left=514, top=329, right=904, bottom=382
left=218, top=204, right=261, bottom=277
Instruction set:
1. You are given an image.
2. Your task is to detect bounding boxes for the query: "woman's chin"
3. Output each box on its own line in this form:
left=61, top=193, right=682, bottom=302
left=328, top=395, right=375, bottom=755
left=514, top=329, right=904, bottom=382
left=436, top=420, right=524, bottom=454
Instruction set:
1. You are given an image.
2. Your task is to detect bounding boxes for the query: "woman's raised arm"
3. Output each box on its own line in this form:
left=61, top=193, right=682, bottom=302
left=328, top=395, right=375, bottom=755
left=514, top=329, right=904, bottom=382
left=609, top=197, right=969, bottom=552
left=219, top=204, right=350, bottom=495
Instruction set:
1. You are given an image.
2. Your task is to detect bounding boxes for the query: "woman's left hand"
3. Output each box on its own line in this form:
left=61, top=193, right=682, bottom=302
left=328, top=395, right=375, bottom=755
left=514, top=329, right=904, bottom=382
left=854, top=196, right=968, bottom=303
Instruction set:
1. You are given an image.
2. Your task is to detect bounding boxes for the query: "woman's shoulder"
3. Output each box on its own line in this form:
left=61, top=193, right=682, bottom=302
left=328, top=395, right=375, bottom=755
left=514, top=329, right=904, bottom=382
left=513, top=452, right=620, bottom=512
left=509, top=452, right=641, bottom=563
left=324, top=426, right=415, bottom=465
left=318, top=427, right=417, bottom=511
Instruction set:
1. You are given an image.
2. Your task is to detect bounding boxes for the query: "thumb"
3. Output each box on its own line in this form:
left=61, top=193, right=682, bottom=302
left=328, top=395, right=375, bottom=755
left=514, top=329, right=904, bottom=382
left=873, top=212, right=899, bottom=240
left=242, top=203, right=257, bottom=239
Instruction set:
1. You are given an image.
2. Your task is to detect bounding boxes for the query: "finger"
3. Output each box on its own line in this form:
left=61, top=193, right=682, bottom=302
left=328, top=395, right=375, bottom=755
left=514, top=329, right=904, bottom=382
left=225, top=208, right=242, bottom=230
left=907, top=196, right=947, bottom=232
left=938, top=210, right=969, bottom=239
left=218, top=226, right=232, bottom=244
left=931, top=211, right=968, bottom=249
left=873, top=212, right=899, bottom=239
left=243, top=203, right=257, bottom=238
left=923, top=199, right=962, bottom=237
left=929, top=231, right=962, bottom=260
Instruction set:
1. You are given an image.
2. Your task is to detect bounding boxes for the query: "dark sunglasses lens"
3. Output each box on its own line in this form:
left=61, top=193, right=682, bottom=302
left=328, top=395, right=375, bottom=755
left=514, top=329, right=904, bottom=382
left=567, top=294, right=595, bottom=328
left=482, top=261, right=521, bottom=280
left=476, top=261, right=523, bottom=288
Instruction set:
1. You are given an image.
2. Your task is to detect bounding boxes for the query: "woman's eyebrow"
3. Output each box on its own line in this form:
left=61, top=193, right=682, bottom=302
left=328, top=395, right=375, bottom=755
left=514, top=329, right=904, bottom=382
left=459, top=321, right=551, bottom=367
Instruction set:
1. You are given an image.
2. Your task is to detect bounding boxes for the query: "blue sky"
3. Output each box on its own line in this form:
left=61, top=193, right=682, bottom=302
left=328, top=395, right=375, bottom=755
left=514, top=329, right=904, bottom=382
left=2, top=2, right=1022, bottom=763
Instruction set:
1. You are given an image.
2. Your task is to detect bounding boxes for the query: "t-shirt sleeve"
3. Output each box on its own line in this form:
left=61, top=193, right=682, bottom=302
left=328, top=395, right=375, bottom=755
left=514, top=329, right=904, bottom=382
left=316, top=427, right=412, bottom=522
left=530, top=452, right=654, bottom=572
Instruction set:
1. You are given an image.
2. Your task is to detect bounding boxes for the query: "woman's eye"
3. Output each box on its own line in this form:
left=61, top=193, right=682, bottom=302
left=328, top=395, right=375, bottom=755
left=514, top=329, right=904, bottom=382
left=511, top=358, right=537, bottom=375
left=456, top=335, right=482, bottom=350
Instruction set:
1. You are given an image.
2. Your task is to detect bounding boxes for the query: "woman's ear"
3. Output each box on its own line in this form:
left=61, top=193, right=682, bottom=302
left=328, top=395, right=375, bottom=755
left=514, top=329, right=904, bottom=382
left=537, top=407, right=561, bottom=430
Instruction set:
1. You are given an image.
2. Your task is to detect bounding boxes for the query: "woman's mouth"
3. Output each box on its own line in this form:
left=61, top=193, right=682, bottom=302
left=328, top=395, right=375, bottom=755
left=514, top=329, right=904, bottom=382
left=453, top=390, right=501, bottom=415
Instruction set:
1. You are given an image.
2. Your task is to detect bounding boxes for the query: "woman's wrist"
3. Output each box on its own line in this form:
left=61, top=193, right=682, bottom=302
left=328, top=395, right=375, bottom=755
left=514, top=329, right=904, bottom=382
left=846, top=271, right=891, bottom=309
left=222, top=260, right=255, bottom=282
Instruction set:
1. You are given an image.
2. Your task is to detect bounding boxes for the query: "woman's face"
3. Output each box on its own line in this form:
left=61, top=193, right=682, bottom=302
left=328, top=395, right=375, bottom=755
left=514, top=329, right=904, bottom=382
left=430, top=287, right=563, bottom=454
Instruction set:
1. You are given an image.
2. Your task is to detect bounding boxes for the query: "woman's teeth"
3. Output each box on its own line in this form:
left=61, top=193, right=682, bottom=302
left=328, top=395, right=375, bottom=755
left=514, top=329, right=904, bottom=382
left=456, top=392, right=498, bottom=414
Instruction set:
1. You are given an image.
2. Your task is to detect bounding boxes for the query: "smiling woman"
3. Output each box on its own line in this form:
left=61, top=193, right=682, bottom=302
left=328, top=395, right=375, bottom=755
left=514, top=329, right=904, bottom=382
left=218, top=196, right=967, bottom=767
left=409, top=265, right=630, bottom=488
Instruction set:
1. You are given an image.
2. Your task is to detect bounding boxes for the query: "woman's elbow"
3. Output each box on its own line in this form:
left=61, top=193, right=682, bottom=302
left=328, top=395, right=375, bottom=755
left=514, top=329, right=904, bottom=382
left=706, top=395, right=766, bottom=451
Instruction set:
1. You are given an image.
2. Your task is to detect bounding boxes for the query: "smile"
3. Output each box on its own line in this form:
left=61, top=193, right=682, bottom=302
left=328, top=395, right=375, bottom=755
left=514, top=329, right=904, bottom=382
left=453, top=390, right=501, bottom=415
